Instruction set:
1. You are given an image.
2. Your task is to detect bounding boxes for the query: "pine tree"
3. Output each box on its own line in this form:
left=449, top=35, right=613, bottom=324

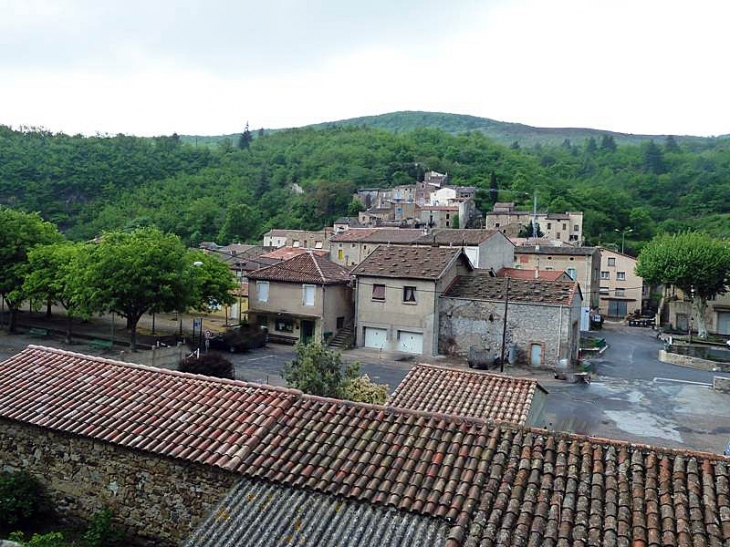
left=238, top=122, right=253, bottom=150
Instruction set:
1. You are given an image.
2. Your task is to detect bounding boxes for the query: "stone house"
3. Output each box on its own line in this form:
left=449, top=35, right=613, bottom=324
left=351, top=246, right=473, bottom=355
left=329, top=228, right=425, bottom=267
left=246, top=252, right=353, bottom=344
left=514, top=244, right=601, bottom=312
left=439, top=275, right=582, bottom=368
left=486, top=203, right=584, bottom=245
left=2, top=345, right=728, bottom=547
left=418, top=205, right=460, bottom=228
left=598, top=247, right=645, bottom=319
left=414, top=229, right=514, bottom=270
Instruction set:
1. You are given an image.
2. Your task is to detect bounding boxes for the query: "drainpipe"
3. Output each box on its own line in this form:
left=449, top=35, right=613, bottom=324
left=557, top=304, right=563, bottom=362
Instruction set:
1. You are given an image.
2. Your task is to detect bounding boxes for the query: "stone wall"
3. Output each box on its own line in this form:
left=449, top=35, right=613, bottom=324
left=0, top=419, right=235, bottom=545
left=658, top=349, right=730, bottom=372
left=439, top=297, right=579, bottom=368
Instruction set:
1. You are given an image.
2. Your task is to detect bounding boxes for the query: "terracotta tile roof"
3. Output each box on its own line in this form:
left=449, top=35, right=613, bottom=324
left=187, top=476, right=450, bottom=546
left=515, top=245, right=600, bottom=257
left=247, top=252, right=351, bottom=285
left=258, top=247, right=329, bottom=261
left=497, top=267, right=572, bottom=282
left=415, top=229, right=501, bottom=246
left=329, top=228, right=379, bottom=242
left=351, top=246, right=470, bottom=280
left=387, top=364, right=546, bottom=425
left=443, top=275, right=579, bottom=305
left=4, top=346, right=730, bottom=547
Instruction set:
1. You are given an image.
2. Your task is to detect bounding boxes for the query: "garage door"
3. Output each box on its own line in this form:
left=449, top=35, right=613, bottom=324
left=364, top=327, right=388, bottom=349
left=397, top=331, right=423, bottom=354
left=718, top=312, right=730, bottom=335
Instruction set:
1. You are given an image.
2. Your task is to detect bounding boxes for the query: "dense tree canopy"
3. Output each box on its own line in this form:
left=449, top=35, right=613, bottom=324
left=2, top=124, right=730, bottom=255
left=636, top=232, right=730, bottom=337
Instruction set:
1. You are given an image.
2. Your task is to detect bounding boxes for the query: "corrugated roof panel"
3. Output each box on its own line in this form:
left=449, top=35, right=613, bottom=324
left=186, top=477, right=451, bottom=547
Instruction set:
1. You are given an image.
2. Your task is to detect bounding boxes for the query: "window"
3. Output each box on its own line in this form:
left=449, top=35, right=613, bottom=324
left=601, top=271, right=610, bottom=279
left=403, top=286, right=417, bottom=303
left=446, top=214, right=450, bottom=219
left=351, top=243, right=356, bottom=248
left=563, top=223, right=567, bottom=230
left=616, top=272, right=626, bottom=281
left=293, top=240, right=300, bottom=248
left=315, top=241, right=323, bottom=249
left=302, top=284, right=316, bottom=306
left=574, top=225, right=579, bottom=232
left=547, top=222, right=552, bottom=230
left=372, top=284, right=386, bottom=301
left=338, top=249, right=344, bottom=260
left=600, top=287, right=610, bottom=294
left=615, top=288, right=625, bottom=297
left=566, top=268, right=576, bottom=280
left=495, top=222, right=500, bottom=228
left=608, top=257, right=616, bottom=267
left=256, top=281, right=269, bottom=302
left=276, top=318, right=294, bottom=332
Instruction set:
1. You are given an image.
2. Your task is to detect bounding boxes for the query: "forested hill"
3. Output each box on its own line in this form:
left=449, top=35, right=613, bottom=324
left=1, top=123, right=729, bottom=254
left=181, top=111, right=724, bottom=148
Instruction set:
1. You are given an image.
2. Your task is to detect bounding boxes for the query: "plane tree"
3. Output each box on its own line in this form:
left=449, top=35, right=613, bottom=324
left=0, top=207, right=63, bottom=332
left=83, top=227, right=236, bottom=350
left=636, top=231, right=730, bottom=338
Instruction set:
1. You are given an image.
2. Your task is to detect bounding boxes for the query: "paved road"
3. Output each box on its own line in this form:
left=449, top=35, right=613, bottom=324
left=230, top=344, right=414, bottom=393
left=595, top=324, right=730, bottom=384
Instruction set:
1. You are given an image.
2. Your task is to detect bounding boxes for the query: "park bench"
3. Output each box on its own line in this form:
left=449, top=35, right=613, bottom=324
left=90, top=339, right=113, bottom=350
left=28, top=328, right=48, bottom=338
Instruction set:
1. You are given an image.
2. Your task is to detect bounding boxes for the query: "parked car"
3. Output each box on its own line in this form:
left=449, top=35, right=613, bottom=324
left=208, top=324, right=269, bottom=353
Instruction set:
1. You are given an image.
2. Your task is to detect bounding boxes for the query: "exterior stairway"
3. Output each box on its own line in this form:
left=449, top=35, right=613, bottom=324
left=328, top=323, right=354, bottom=350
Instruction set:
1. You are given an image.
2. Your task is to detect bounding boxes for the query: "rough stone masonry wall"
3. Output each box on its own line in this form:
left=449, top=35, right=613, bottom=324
left=439, top=298, right=574, bottom=367
left=0, top=419, right=236, bottom=546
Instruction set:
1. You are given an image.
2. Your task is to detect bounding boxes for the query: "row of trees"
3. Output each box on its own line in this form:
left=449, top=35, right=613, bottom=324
left=0, top=208, right=236, bottom=349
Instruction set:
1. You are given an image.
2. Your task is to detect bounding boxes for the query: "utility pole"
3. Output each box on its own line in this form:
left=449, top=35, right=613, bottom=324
left=532, top=191, right=538, bottom=238
left=500, top=277, right=510, bottom=373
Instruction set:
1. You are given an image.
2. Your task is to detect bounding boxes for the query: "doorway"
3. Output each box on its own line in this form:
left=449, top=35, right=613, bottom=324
left=301, top=320, right=315, bottom=344
left=530, top=343, right=543, bottom=367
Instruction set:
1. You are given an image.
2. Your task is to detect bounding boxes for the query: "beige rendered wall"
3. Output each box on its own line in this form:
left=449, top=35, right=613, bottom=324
left=322, top=284, right=354, bottom=336
left=516, top=251, right=599, bottom=308
left=598, top=248, right=643, bottom=318
left=478, top=233, right=515, bottom=270
left=356, top=276, right=439, bottom=355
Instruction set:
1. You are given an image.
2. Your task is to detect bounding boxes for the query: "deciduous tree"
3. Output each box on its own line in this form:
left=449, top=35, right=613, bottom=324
left=0, top=207, right=62, bottom=332
left=635, top=232, right=730, bottom=338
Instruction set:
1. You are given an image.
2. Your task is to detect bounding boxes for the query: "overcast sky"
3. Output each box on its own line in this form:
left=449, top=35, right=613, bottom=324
left=1, top=0, right=728, bottom=137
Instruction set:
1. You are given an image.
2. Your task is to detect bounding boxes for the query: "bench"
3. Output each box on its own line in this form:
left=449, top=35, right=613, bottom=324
left=90, top=339, right=113, bottom=350
left=28, top=328, right=48, bottom=338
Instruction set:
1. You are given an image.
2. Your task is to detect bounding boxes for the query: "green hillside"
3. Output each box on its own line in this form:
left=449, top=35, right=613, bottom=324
left=182, top=111, right=719, bottom=148
left=1, top=123, right=729, bottom=255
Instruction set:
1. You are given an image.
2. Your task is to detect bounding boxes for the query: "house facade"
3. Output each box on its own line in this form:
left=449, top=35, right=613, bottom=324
left=351, top=246, right=473, bottom=355
left=414, top=229, right=514, bottom=270
left=514, top=245, right=601, bottom=310
left=329, top=228, right=425, bottom=267
left=486, top=203, right=584, bottom=245
left=439, top=275, right=582, bottom=368
left=664, top=288, right=730, bottom=335
left=262, top=229, right=333, bottom=250
left=598, top=247, right=645, bottom=319
left=246, top=253, right=353, bottom=344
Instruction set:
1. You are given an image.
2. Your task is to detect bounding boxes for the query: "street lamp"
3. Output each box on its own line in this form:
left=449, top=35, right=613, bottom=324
left=614, top=228, right=633, bottom=254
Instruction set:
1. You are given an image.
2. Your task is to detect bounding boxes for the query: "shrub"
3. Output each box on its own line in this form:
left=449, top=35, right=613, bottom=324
left=9, top=531, right=65, bottom=547
left=0, top=471, right=45, bottom=528
left=83, top=508, right=123, bottom=547
left=342, top=374, right=389, bottom=405
left=178, top=352, right=234, bottom=379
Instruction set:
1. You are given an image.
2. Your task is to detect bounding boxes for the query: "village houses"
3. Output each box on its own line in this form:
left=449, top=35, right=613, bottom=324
left=598, top=246, right=646, bottom=319
left=485, top=202, right=584, bottom=245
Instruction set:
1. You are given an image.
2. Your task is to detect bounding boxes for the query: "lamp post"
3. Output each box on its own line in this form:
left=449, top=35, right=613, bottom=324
left=689, top=286, right=695, bottom=344
left=614, top=228, right=633, bottom=254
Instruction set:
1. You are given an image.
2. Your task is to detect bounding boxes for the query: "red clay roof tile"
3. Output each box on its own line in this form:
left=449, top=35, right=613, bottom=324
left=1, top=346, right=729, bottom=547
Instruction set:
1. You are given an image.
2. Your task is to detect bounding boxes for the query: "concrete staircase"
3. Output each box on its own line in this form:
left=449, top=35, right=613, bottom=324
left=328, top=323, right=354, bottom=350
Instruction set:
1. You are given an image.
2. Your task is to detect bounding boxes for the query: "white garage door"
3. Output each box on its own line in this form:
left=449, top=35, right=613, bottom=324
left=397, top=331, right=424, bottom=354
left=364, top=327, right=388, bottom=349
